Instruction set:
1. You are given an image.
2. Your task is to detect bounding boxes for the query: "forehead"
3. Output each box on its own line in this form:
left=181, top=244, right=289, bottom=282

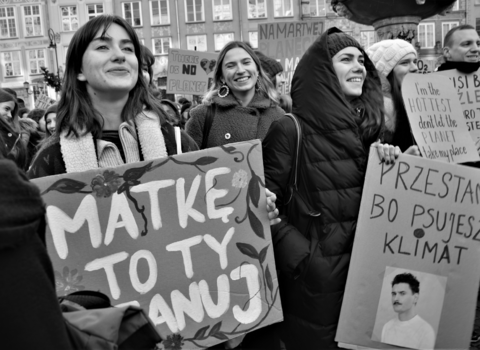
left=399, top=52, right=417, bottom=60
left=223, top=48, right=252, bottom=63
left=451, top=29, right=480, bottom=45
left=92, top=23, right=132, bottom=41
left=393, top=283, right=413, bottom=293
left=334, top=46, right=363, bottom=58
left=0, top=101, right=15, bottom=108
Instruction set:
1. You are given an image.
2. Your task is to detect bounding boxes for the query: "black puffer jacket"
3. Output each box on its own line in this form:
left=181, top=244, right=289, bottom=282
left=263, top=28, right=383, bottom=349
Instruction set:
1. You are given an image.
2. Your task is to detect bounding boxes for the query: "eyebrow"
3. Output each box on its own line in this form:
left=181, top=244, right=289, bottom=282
left=91, top=37, right=134, bottom=45
left=339, top=53, right=364, bottom=58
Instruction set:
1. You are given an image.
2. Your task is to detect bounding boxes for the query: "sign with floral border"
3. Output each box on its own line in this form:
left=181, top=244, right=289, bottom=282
left=32, top=140, right=283, bottom=349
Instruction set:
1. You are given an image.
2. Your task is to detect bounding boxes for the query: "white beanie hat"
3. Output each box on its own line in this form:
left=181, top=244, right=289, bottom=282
left=366, top=39, right=417, bottom=77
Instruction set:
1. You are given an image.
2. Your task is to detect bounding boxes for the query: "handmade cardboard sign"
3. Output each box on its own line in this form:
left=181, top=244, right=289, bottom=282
left=402, top=74, right=479, bottom=163
left=258, top=20, right=324, bottom=94
left=167, top=49, right=218, bottom=95
left=435, top=68, right=480, bottom=145
left=35, top=93, right=56, bottom=109
left=31, top=140, right=282, bottom=350
left=335, top=147, right=480, bottom=350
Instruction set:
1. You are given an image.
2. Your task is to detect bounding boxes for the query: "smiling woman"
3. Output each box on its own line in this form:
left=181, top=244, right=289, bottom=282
left=28, top=15, right=199, bottom=179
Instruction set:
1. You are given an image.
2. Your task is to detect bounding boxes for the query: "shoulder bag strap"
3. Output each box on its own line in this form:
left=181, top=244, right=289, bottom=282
left=201, top=104, right=216, bottom=150
left=284, top=113, right=302, bottom=204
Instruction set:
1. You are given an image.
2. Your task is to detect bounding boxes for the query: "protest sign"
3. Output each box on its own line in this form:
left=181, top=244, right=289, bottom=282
left=435, top=68, right=480, bottom=145
left=402, top=74, right=479, bottom=163
left=35, top=93, right=56, bottom=109
left=258, top=20, right=324, bottom=94
left=167, top=49, right=218, bottom=95
left=417, top=57, right=438, bottom=74
left=31, top=140, right=282, bottom=349
left=336, top=148, right=480, bottom=349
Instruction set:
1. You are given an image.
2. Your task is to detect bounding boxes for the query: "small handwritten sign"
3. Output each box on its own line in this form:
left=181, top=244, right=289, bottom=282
left=336, top=148, right=480, bottom=349
left=31, top=140, right=282, bottom=350
left=167, top=49, right=218, bottom=95
left=35, top=94, right=56, bottom=109
left=402, top=74, right=479, bottom=163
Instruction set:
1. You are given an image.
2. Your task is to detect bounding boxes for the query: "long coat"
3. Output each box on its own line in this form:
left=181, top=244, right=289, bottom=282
left=263, top=27, right=383, bottom=349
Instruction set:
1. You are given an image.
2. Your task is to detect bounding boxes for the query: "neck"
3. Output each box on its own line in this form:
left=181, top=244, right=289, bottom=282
left=232, top=88, right=255, bottom=107
left=398, top=308, right=416, bottom=322
left=88, top=90, right=129, bottom=130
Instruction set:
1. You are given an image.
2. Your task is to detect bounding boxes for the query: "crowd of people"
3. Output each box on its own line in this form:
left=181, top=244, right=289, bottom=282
left=2, top=13, right=480, bottom=349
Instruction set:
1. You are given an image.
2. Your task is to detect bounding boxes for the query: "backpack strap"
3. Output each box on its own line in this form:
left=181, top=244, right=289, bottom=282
left=284, top=113, right=302, bottom=204
left=174, top=126, right=182, bottom=155
left=201, top=104, right=216, bottom=150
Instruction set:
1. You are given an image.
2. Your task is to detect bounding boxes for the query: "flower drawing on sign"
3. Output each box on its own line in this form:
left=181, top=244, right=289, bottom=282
left=232, top=169, right=248, bottom=189
left=54, top=266, right=85, bottom=294
left=161, top=334, right=184, bottom=350
left=91, top=170, right=123, bottom=198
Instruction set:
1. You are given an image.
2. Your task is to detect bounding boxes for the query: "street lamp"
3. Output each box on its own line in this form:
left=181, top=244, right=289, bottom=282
left=23, top=81, right=39, bottom=103
left=48, top=28, right=60, bottom=79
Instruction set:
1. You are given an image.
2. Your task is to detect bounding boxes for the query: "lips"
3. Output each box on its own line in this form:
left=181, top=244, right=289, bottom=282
left=107, top=68, right=129, bottom=73
left=235, top=76, right=250, bottom=82
left=347, top=77, right=363, bottom=82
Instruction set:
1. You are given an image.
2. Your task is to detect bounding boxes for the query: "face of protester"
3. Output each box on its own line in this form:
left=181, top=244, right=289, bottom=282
left=38, top=117, right=46, bottom=132
left=391, top=283, right=418, bottom=315
left=275, top=72, right=285, bottom=92
left=77, top=23, right=139, bottom=98
left=46, top=112, right=56, bottom=135
left=445, top=29, right=480, bottom=62
left=393, top=53, right=418, bottom=85
left=332, top=47, right=366, bottom=100
left=0, top=101, right=15, bottom=125
left=221, top=48, right=259, bottom=95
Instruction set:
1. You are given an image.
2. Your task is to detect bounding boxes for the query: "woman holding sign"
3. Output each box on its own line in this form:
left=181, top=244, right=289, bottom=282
left=28, top=15, right=198, bottom=178
left=262, top=28, right=405, bottom=349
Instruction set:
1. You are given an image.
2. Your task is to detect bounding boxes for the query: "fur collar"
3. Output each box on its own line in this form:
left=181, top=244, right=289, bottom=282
left=60, top=110, right=168, bottom=173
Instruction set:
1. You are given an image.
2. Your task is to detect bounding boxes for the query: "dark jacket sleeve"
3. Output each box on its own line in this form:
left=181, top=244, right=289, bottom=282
left=263, top=118, right=310, bottom=279
left=28, top=141, right=66, bottom=179
left=185, top=104, right=207, bottom=148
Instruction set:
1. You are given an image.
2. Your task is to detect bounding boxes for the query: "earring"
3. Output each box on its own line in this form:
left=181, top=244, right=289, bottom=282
left=255, top=77, right=262, bottom=92
left=218, top=83, right=229, bottom=98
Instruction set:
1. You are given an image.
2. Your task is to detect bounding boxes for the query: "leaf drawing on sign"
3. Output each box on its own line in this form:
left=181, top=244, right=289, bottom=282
left=220, top=144, right=244, bottom=162
left=41, top=178, right=90, bottom=195
left=259, top=245, right=269, bottom=264
left=91, top=170, right=123, bottom=198
left=236, top=242, right=259, bottom=259
left=247, top=206, right=264, bottom=239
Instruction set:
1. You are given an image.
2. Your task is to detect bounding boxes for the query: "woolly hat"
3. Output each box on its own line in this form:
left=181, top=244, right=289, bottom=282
left=255, top=51, right=283, bottom=79
left=327, top=32, right=363, bottom=58
left=366, top=39, right=417, bottom=77
left=44, top=104, right=57, bottom=118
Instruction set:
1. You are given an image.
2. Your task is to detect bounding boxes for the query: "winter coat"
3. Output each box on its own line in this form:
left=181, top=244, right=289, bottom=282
left=263, top=27, right=383, bottom=349
left=28, top=110, right=198, bottom=178
left=185, top=91, right=284, bottom=149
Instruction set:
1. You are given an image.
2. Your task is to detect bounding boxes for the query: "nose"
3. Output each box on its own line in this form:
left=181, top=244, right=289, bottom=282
left=471, top=43, right=480, bottom=53
left=236, top=63, right=246, bottom=74
left=410, top=62, right=418, bottom=73
left=111, top=46, right=126, bottom=63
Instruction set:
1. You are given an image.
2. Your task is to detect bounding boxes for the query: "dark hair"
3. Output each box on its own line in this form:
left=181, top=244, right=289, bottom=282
left=58, top=14, right=167, bottom=139
left=203, top=41, right=279, bottom=104
left=2, top=88, right=17, bottom=98
left=279, top=94, right=292, bottom=113
left=141, top=44, right=155, bottom=86
left=392, top=273, right=420, bottom=294
left=444, top=24, right=476, bottom=47
left=160, top=99, right=181, bottom=127
left=387, top=71, right=414, bottom=151
left=0, top=117, right=27, bottom=169
left=18, top=108, right=30, bottom=118
left=27, top=108, right=46, bottom=124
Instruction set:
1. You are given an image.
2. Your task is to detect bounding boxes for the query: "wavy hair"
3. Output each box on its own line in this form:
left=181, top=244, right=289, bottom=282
left=203, top=41, right=279, bottom=105
left=57, top=15, right=167, bottom=138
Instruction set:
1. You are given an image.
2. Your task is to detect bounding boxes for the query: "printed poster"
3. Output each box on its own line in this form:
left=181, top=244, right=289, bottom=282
left=336, top=147, right=480, bottom=349
left=435, top=68, right=480, bottom=145
left=167, top=49, right=217, bottom=95
left=258, top=20, right=324, bottom=94
left=35, top=93, right=56, bottom=109
left=402, top=73, right=479, bottom=163
left=32, top=140, right=283, bottom=349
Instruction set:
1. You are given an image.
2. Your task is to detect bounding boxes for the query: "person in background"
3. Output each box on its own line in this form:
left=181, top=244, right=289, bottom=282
left=279, top=94, right=292, bottom=113
left=367, top=39, right=421, bottom=153
left=254, top=50, right=286, bottom=93
left=140, top=44, right=157, bottom=90
left=18, top=107, right=30, bottom=119
left=438, top=24, right=480, bottom=73
left=180, top=101, right=192, bottom=127
left=27, top=108, right=47, bottom=134
left=262, top=28, right=406, bottom=349
left=43, top=104, right=57, bottom=137
left=28, top=15, right=198, bottom=179
left=160, top=99, right=182, bottom=128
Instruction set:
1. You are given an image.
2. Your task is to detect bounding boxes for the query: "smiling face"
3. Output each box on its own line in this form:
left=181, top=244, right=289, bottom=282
left=221, top=47, right=258, bottom=96
left=46, top=112, right=57, bottom=135
left=275, top=72, right=285, bottom=92
left=391, top=283, right=418, bottom=315
left=332, top=47, right=366, bottom=100
left=445, top=29, right=480, bottom=62
left=393, top=53, right=418, bottom=85
left=0, top=101, right=15, bottom=125
left=77, top=23, right=139, bottom=98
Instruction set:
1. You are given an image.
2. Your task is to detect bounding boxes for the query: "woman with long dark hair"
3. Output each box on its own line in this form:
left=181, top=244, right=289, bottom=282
left=28, top=15, right=198, bottom=178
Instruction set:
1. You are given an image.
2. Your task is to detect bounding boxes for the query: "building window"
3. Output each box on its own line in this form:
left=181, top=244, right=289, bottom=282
left=249, top=31, right=258, bottom=48
left=418, top=23, right=435, bottom=48
left=274, top=0, right=293, bottom=17
left=2, top=51, right=22, bottom=77
left=152, top=37, right=171, bottom=55
left=442, top=21, right=459, bottom=45
left=360, top=31, right=375, bottom=49
left=308, top=0, right=326, bottom=17
left=27, top=49, right=45, bottom=74
left=150, top=0, right=170, bottom=25
left=87, top=4, right=104, bottom=20
left=214, top=32, right=234, bottom=51
left=248, top=0, right=267, bottom=18
left=475, top=0, right=480, bottom=5
left=187, top=34, right=207, bottom=51
left=185, top=0, right=204, bottom=22
left=122, top=2, right=142, bottom=26
left=61, top=6, right=78, bottom=32
left=0, top=7, right=17, bottom=38
left=213, top=0, right=232, bottom=21
left=23, top=5, right=42, bottom=36
left=452, top=0, right=459, bottom=11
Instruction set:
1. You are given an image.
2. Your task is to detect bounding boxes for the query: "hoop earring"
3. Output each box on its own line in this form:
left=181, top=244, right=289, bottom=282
left=256, top=77, right=262, bottom=92
left=218, top=84, right=229, bottom=98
